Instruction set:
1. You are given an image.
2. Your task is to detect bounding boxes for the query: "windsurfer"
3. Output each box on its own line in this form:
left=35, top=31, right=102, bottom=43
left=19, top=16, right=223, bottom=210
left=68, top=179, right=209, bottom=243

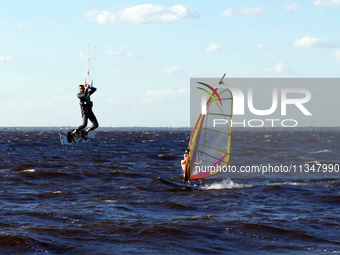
left=71, top=82, right=99, bottom=136
left=181, top=149, right=204, bottom=186
left=181, top=149, right=190, bottom=184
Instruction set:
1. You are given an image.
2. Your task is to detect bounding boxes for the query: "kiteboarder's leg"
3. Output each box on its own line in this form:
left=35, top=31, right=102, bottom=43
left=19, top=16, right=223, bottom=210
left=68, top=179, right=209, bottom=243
left=199, top=179, right=204, bottom=186
left=73, top=114, right=88, bottom=135
left=85, top=110, right=99, bottom=133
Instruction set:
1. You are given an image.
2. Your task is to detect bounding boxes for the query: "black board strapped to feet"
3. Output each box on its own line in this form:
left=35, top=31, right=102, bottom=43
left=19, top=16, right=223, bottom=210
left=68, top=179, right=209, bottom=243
left=59, top=130, right=95, bottom=145
left=158, top=177, right=201, bottom=190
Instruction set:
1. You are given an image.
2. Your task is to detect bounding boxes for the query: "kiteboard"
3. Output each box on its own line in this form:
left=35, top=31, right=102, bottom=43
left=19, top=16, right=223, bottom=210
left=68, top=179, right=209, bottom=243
left=158, top=177, right=202, bottom=190
left=59, top=130, right=95, bottom=145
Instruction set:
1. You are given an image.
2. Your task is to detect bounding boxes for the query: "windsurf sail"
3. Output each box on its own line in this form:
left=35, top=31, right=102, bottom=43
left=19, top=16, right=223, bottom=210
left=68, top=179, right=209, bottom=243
left=185, top=74, right=233, bottom=181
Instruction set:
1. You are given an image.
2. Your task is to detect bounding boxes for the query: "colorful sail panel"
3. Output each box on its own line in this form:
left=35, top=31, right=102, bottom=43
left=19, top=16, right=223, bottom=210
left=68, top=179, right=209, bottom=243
left=185, top=83, right=233, bottom=181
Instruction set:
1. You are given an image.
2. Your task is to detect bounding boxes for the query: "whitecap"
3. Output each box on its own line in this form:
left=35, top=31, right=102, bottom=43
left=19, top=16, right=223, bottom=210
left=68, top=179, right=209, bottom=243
left=267, top=182, right=306, bottom=186
left=311, top=149, right=331, bottom=154
left=104, top=200, right=118, bottom=203
left=306, top=161, right=321, bottom=164
left=22, top=169, right=36, bottom=172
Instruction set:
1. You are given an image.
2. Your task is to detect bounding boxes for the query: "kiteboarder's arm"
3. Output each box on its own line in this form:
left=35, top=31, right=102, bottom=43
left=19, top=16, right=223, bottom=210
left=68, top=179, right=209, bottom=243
left=88, top=86, right=97, bottom=96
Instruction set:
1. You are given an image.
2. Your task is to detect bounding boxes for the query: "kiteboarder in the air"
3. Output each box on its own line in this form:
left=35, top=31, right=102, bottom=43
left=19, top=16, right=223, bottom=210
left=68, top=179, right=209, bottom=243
left=71, top=82, right=99, bottom=138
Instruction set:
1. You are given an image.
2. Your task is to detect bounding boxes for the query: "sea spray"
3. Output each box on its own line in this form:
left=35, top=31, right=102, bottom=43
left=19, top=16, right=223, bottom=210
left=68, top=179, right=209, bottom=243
left=203, top=179, right=244, bottom=190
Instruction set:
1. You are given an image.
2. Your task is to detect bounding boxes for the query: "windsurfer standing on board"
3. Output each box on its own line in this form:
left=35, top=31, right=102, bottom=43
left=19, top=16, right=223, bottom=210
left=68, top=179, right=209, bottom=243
left=71, top=81, right=99, bottom=136
left=181, top=149, right=204, bottom=186
left=181, top=149, right=191, bottom=184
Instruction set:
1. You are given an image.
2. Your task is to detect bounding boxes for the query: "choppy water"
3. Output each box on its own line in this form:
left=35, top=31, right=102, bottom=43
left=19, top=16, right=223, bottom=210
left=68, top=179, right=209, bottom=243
left=0, top=130, right=339, bottom=254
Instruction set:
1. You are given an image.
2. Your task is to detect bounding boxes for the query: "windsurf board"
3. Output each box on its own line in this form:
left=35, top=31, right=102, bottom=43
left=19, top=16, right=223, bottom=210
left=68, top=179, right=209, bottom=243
left=158, top=177, right=201, bottom=190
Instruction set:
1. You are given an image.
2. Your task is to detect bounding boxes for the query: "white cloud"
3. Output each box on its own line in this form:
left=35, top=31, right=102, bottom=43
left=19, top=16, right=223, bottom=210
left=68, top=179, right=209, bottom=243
left=293, top=36, right=338, bottom=48
left=313, top=0, right=340, bottom=7
left=222, top=8, right=234, bottom=17
left=223, top=6, right=265, bottom=16
left=205, top=43, right=222, bottom=52
left=274, top=62, right=288, bottom=73
left=257, top=44, right=270, bottom=49
left=265, top=62, right=289, bottom=74
left=335, top=50, right=340, bottom=62
left=17, top=24, right=24, bottom=30
left=105, top=46, right=139, bottom=59
left=239, top=7, right=264, bottom=16
left=85, top=4, right=199, bottom=24
left=160, top=66, right=181, bottom=74
left=0, top=56, right=15, bottom=61
left=285, top=4, right=299, bottom=11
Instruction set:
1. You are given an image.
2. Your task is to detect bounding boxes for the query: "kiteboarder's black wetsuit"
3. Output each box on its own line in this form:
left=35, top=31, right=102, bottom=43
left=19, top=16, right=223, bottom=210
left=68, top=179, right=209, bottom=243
left=74, top=86, right=99, bottom=133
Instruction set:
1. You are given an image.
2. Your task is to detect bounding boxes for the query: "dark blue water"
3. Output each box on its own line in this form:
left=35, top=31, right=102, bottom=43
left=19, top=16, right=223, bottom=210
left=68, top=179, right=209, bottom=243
left=0, top=130, right=339, bottom=254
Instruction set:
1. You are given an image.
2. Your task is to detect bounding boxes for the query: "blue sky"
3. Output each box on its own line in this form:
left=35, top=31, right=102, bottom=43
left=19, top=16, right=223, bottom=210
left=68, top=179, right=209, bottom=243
left=1, top=0, right=340, bottom=127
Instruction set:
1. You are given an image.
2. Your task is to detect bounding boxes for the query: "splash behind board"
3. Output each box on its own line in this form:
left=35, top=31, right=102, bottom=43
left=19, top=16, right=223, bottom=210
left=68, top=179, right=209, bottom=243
left=59, top=130, right=95, bottom=144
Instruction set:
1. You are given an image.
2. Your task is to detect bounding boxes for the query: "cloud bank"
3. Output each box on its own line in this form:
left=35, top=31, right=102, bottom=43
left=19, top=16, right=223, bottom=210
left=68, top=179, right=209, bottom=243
left=85, top=4, right=199, bottom=24
left=313, top=0, right=340, bottom=7
left=160, top=66, right=182, bottom=74
left=265, top=62, right=289, bottom=74
left=0, top=56, right=15, bottom=61
left=223, top=6, right=265, bottom=17
left=285, top=4, right=299, bottom=11
left=293, top=36, right=338, bottom=48
left=335, top=50, right=340, bottom=62
left=205, top=43, right=222, bottom=52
